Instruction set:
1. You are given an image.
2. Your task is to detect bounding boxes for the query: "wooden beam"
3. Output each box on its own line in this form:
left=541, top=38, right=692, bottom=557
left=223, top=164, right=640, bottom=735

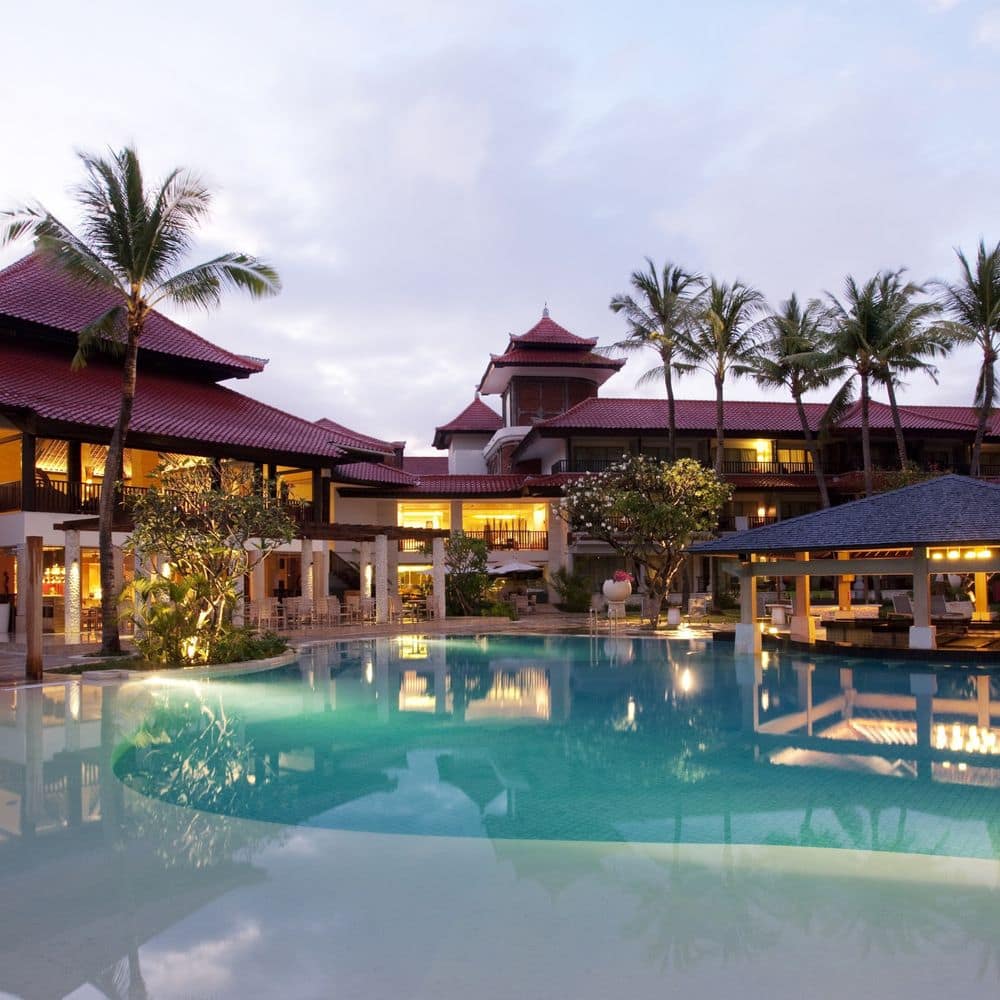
left=25, top=536, right=43, bottom=681
left=752, top=557, right=917, bottom=577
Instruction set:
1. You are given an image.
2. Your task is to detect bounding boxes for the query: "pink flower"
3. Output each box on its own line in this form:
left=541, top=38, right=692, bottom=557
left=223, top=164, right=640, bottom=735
left=613, top=570, right=634, bottom=583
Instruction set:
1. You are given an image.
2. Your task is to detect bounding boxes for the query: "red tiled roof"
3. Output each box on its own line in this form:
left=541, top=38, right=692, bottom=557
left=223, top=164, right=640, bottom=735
left=510, top=313, right=598, bottom=348
left=0, top=342, right=348, bottom=462
left=402, top=455, right=449, bottom=474
left=333, top=462, right=416, bottom=485
left=486, top=347, right=625, bottom=369
left=403, top=474, right=526, bottom=495
left=533, top=397, right=827, bottom=433
left=435, top=397, right=503, bottom=434
left=835, top=399, right=978, bottom=432
left=315, top=417, right=395, bottom=455
left=0, top=253, right=263, bottom=377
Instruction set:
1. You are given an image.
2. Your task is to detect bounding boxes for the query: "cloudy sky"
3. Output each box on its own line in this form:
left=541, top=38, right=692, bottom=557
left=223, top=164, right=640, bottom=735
left=2, top=0, right=999, bottom=451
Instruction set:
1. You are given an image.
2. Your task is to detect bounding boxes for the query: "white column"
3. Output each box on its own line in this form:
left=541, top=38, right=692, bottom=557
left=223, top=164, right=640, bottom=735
left=431, top=536, right=446, bottom=619
left=252, top=556, right=266, bottom=603
left=300, top=537, right=314, bottom=600
left=449, top=501, right=463, bottom=535
left=313, top=542, right=328, bottom=599
left=14, top=542, right=26, bottom=637
left=790, top=552, right=815, bottom=643
left=548, top=503, right=568, bottom=602
left=388, top=537, right=399, bottom=597
left=734, top=560, right=761, bottom=655
left=375, top=534, right=389, bottom=624
left=64, top=530, right=81, bottom=644
left=360, top=540, right=374, bottom=599
left=909, top=547, right=936, bottom=649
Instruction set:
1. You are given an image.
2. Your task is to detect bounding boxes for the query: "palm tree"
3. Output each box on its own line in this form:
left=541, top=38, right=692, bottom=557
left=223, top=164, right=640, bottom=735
left=681, top=279, right=765, bottom=473
left=1, top=147, right=281, bottom=655
left=609, top=258, right=703, bottom=460
left=747, top=295, right=843, bottom=507
left=935, top=240, right=1000, bottom=476
left=868, top=271, right=951, bottom=469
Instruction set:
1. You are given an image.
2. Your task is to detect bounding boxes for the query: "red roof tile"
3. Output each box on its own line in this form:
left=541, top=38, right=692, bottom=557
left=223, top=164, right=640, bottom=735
left=0, top=253, right=263, bottom=377
left=835, top=399, right=978, bottom=432
left=0, top=342, right=348, bottom=462
left=333, top=462, right=416, bottom=485
left=402, top=455, right=449, bottom=474
left=433, top=398, right=503, bottom=447
left=510, top=313, right=598, bottom=348
left=533, top=397, right=828, bottom=433
left=486, top=347, right=625, bottom=369
left=315, top=417, right=395, bottom=455
left=404, top=475, right=526, bottom=495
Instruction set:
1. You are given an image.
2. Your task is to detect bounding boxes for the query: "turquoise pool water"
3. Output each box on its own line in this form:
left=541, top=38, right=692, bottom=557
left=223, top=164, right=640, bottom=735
left=115, top=634, right=1000, bottom=860
left=3, top=635, right=1000, bottom=999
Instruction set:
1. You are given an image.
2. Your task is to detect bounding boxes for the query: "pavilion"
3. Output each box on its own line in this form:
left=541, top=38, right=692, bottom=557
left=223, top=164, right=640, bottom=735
left=689, top=475, right=1000, bottom=654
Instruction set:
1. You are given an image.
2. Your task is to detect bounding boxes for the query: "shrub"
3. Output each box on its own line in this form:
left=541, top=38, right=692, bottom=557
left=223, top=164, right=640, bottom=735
left=550, top=568, right=592, bottom=613
left=208, top=628, right=288, bottom=665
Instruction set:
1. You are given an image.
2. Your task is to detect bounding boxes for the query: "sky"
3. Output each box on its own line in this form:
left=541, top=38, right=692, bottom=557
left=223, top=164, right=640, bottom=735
left=2, top=0, right=999, bottom=452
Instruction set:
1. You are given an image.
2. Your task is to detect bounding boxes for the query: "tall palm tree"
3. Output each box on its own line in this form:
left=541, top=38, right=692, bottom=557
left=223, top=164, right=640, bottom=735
left=869, top=271, right=951, bottom=468
left=1, top=147, right=281, bottom=654
left=747, top=294, right=843, bottom=507
left=935, top=240, right=1000, bottom=476
left=680, top=279, right=765, bottom=473
left=609, top=258, right=703, bottom=460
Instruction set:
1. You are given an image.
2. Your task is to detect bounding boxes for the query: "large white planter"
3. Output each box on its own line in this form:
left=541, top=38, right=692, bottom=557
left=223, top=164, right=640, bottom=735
left=602, top=579, right=632, bottom=603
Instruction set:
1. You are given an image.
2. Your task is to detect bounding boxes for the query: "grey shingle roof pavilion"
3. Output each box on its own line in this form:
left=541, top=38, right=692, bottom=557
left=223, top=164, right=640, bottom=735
left=690, top=475, right=1000, bottom=554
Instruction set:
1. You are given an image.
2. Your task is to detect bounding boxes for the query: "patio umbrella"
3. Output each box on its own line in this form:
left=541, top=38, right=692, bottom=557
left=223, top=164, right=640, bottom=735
left=488, top=559, right=543, bottom=576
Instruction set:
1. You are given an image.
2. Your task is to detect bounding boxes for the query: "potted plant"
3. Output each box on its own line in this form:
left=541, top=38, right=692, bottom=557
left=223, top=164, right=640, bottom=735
left=602, top=570, right=634, bottom=603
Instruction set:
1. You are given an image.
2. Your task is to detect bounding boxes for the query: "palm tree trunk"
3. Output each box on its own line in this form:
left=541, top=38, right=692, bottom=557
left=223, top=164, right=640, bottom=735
left=794, top=393, right=830, bottom=507
left=971, top=351, right=996, bottom=476
left=664, top=361, right=677, bottom=462
left=860, top=372, right=873, bottom=496
left=98, top=330, right=140, bottom=655
left=714, top=375, right=725, bottom=474
left=883, top=377, right=908, bottom=468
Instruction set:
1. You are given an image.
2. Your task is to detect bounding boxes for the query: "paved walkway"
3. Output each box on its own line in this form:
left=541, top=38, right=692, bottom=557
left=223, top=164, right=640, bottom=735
left=0, top=611, right=722, bottom=685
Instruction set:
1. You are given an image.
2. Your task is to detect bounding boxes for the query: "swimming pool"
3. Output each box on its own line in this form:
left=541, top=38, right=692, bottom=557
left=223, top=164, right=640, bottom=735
left=3, top=634, right=1000, bottom=998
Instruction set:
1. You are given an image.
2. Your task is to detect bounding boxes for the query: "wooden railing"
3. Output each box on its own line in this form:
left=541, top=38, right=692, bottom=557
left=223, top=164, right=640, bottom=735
left=552, top=457, right=821, bottom=476
left=400, top=529, right=549, bottom=552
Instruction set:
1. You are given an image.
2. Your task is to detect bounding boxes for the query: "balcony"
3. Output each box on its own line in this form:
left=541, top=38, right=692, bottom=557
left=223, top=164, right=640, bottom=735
left=552, top=457, right=820, bottom=476
left=399, top=529, right=549, bottom=553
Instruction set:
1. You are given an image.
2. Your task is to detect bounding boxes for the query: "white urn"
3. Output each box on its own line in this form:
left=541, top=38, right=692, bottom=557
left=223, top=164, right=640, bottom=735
left=602, top=578, right=632, bottom=603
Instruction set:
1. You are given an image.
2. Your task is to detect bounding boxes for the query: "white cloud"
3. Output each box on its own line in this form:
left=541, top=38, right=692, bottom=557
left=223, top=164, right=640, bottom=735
left=975, top=9, right=1000, bottom=47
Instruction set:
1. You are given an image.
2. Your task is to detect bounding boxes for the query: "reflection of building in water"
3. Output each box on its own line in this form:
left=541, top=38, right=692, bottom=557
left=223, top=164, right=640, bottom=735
left=746, top=658, right=1000, bottom=789
left=465, top=667, right=551, bottom=721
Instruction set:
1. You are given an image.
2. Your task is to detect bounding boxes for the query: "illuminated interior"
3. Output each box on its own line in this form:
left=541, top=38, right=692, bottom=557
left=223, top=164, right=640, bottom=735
left=398, top=502, right=451, bottom=530
left=461, top=502, right=548, bottom=533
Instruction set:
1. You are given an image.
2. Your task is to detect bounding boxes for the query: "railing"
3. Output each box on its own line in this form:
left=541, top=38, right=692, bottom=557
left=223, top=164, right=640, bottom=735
left=551, top=457, right=822, bottom=476
left=465, top=528, right=548, bottom=550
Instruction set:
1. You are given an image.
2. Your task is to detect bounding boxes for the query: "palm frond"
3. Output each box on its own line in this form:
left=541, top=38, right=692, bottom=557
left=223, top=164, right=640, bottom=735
left=151, top=253, right=281, bottom=309
left=71, top=305, right=127, bottom=370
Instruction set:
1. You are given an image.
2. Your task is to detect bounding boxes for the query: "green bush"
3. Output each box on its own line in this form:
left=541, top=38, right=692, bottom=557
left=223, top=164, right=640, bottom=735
left=208, top=628, right=288, bottom=664
left=550, top=568, right=593, bottom=613
left=484, top=600, right=518, bottom=620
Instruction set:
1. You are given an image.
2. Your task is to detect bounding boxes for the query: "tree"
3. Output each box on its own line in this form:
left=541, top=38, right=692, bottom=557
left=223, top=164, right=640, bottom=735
left=125, top=465, right=295, bottom=664
left=935, top=240, right=1000, bottom=476
left=444, top=531, right=491, bottom=615
left=680, top=279, right=765, bottom=472
left=748, top=295, right=844, bottom=507
left=610, top=258, right=703, bottom=460
left=1, top=147, right=281, bottom=655
left=559, top=456, right=731, bottom=625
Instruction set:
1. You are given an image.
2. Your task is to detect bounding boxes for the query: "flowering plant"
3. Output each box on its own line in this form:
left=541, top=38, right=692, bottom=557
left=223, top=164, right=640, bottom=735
left=612, top=570, right=634, bottom=583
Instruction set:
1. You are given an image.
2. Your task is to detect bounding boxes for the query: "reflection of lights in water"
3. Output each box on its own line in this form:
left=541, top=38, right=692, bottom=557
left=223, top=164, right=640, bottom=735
left=680, top=668, right=693, bottom=693
left=760, top=689, right=770, bottom=712
left=760, top=651, right=771, bottom=670
left=398, top=636, right=428, bottom=659
left=626, top=696, right=636, bottom=724
left=69, top=683, right=81, bottom=720
left=364, top=659, right=374, bottom=684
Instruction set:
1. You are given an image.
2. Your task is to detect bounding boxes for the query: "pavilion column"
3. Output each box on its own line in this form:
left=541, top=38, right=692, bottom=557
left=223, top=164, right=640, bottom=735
left=313, top=542, right=329, bottom=599
left=25, top=537, right=43, bottom=680
left=388, top=538, right=399, bottom=597
left=449, top=501, right=463, bottom=536
left=790, top=552, right=815, bottom=643
left=909, top=547, right=936, bottom=650
left=548, top=503, right=568, bottom=602
left=360, top=540, right=374, bottom=599
left=734, top=558, right=761, bottom=655
left=300, top=537, right=314, bottom=600
left=837, top=551, right=852, bottom=611
left=64, top=530, right=81, bottom=645
left=973, top=572, right=990, bottom=622
left=431, top=536, right=446, bottom=620
left=375, top=534, right=389, bottom=624
left=251, top=557, right=266, bottom=603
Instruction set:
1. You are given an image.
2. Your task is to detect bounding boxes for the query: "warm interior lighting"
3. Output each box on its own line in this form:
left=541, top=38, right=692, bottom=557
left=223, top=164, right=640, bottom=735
left=947, top=550, right=960, bottom=560
left=964, top=550, right=977, bottom=560
left=756, top=505, right=767, bottom=518
left=979, top=549, right=992, bottom=559
left=931, top=552, right=943, bottom=561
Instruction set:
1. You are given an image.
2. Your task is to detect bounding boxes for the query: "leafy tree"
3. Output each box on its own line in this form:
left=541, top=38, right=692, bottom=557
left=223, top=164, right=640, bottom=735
left=680, top=279, right=765, bottom=472
left=1, top=147, right=281, bottom=655
left=124, top=465, right=295, bottom=663
left=610, top=258, right=703, bottom=460
left=935, top=240, right=1000, bottom=476
left=748, top=294, right=844, bottom=507
left=559, top=456, right=731, bottom=625
left=444, top=531, right=491, bottom=615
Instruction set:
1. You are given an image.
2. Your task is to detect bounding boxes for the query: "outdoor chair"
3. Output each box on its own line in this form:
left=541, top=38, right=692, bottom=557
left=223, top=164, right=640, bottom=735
left=931, top=595, right=967, bottom=623
left=890, top=594, right=913, bottom=618
left=388, top=595, right=404, bottom=623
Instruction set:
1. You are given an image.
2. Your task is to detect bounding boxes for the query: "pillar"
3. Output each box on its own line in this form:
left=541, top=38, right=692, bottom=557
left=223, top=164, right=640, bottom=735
left=790, top=552, right=815, bottom=642
left=25, top=536, right=43, bottom=681
left=375, top=534, right=389, bottom=624
left=548, top=504, right=569, bottom=602
left=252, top=557, right=266, bottom=603
left=909, top=547, right=936, bottom=649
left=734, top=560, right=761, bottom=655
left=794, top=661, right=815, bottom=735
left=449, top=501, right=463, bottom=536
left=974, top=572, right=990, bottom=622
left=387, top=537, right=399, bottom=596
left=840, top=668, right=856, bottom=719
left=313, top=542, right=328, bottom=599
left=360, top=540, right=374, bottom=599
left=64, top=530, right=81, bottom=645
left=837, top=551, right=852, bottom=611
left=431, top=536, right=446, bottom=620
left=14, top=542, right=26, bottom=637
left=300, top=537, right=314, bottom=600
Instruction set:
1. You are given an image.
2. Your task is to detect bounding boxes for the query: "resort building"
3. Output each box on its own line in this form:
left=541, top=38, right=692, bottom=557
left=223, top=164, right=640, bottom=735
left=2, top=251, right=1000, bottom=638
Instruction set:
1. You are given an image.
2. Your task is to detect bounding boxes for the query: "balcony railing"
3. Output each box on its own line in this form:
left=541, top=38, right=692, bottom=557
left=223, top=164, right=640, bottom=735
left=399, top=529, right=550, bottom=553
left=552, top=457, right=821, bottom=476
